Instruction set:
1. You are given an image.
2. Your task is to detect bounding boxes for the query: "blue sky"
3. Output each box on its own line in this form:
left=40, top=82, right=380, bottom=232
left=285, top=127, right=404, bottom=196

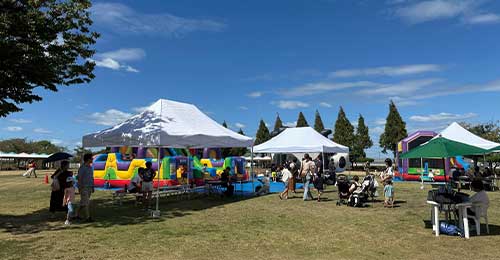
left=2, top=0, right=500, bottom=158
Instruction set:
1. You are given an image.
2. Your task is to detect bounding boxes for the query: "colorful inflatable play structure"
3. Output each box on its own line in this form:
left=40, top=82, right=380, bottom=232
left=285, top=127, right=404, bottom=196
left=92, top=147, right=247, bottom=188
left=396, top=131, right=470, bottom=182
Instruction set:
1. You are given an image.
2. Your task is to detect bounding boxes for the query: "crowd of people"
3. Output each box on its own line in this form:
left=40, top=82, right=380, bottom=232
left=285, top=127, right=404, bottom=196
left=271, top=155, right=396, bottom=207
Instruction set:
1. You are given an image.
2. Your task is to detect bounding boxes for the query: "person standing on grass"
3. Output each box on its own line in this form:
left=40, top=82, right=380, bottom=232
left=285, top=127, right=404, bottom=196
left=383, top=180, right=394, bottom=208
left=63, top=177, right=76, bottom=225
left=380, top=158, right=394, bottom=184
left=300, top=154, right=316, bottom=201
left=279, top=165, right=293, bottom=200
left=139, top=161, right=156, bottom=210
left=289, top=158, right=298, bottom=194
left=76, top=154, right=94, bottom=222
left=49, top=160, right=73, bottom=216
left=313, top=171, right=324, bottom=202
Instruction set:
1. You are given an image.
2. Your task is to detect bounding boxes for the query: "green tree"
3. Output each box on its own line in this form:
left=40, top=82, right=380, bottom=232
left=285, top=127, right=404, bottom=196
left=273, top=113, right=283, bottom=132
left=255, top=119, right=271, bottom=145
left=353, top=114, right=373, bottom=160
left=222, top=121, right=228, bottom=128
left=72, top=145, right=92, bottom=163
left=314, top=110, right=325, bottom=133
left=296, top=112, right=309, bottom=127
left=230, top=129, right=248, bottom=156
left=0, top=0, right=99, bottom=117
left=333, top=107, right=355, bottom=151
left=0, top=138, right=64, bottom=154
left=379, top=100, right=407, bottom=157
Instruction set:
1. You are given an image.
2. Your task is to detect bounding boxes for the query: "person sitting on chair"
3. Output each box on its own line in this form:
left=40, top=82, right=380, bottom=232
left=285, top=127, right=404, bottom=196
left=349, top=176, right=362, bottom=194
left=467, top=179, right=490, bottom=220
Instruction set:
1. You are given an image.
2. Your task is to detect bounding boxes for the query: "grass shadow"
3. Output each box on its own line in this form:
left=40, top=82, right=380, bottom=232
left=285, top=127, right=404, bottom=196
left=422, top=220, right=500, bottom=236
left=0, top=192, right=258, bottom=235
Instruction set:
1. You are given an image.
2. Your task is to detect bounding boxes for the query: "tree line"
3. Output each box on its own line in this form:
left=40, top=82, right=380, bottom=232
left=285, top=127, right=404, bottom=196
left=255, top=101, right=407, bottom=161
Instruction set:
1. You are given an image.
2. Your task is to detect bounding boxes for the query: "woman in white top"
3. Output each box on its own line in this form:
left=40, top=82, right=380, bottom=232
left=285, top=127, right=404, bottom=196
left=380, top=158, right=394, bottom=184
left=279, top=165, right=293, bottom=200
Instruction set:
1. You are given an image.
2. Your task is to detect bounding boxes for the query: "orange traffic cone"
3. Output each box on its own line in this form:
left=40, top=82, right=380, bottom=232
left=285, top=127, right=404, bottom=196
left=44, top=173, right=49, bottom=184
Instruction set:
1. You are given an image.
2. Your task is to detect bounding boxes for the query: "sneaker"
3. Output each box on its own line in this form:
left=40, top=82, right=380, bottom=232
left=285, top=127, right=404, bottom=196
left=64, top=220, right=71, bottom=225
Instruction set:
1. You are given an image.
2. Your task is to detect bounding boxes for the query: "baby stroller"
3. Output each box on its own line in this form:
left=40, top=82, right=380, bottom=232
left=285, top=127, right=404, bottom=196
left=336, top=174, right=350, bottom=206
left=348, top=175, right=378, bottom=207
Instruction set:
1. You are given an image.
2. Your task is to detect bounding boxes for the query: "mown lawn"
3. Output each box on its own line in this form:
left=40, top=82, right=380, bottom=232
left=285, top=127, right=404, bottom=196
left=1, top=170, right=500, bottom=260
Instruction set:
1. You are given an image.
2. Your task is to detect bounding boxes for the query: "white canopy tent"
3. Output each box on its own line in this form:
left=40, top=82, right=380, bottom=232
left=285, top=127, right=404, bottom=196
left=253, top=127, right=349, bottom=154
left=82, top=99, right=254, bottom=216
left=83, top=99, right=253, bottom=148
left=439, top=122, right=500, bottom=151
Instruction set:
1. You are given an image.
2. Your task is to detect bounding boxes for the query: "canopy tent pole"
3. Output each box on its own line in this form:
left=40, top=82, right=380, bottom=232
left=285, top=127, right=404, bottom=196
left=251, top=146, right=255, bottom=195
left=420, top=157, right=424, bottom=189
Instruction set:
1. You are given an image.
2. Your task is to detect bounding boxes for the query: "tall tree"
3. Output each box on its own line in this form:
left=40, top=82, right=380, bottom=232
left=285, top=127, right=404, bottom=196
left=255, top=119, right=271, bottom=145
left=333, top=107, right=355, bottom=150
left=0, top=0, right=99, bottom=117
left=296, top=112, right=309, bottom=127
left=0, top=138, right=64, bottom=154
left=314, top=110, right=325, bottom=133
left=353, top=114, right=373, bottom=159
left=273, top=113, right=284, bottom=132
left=222, top=121, right=228, bottom=128
left=379, top=100, right=407, bottom=157
left=230, top=129, right=248, bottom=156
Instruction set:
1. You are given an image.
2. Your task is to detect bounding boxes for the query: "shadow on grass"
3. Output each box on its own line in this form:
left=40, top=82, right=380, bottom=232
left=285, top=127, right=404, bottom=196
left=0, top=193, right=258, bottom=235
left=422, top=220, right=500, bottom=236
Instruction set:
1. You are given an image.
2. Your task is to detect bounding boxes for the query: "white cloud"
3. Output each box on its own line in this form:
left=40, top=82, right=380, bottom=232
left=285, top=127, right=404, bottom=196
left=248, top=91, right=263, bottom=98
left=284, top=121, right=297, bottom=127
left=4, top=126, right=22, bottom=132
left=50, top=139, right=63, bottom=145
left=76, top=104, right=89, bottom=110
left=330, top=64, right=443, bottom=78
left=92, top=48, right=144, bottom=72
left=91, top=3, right=226, bottom=37
left=87, top=109, right=132, bottom=126
left=238, top=106, right=249, bottom=110
left=284, top=81, right=382, bottom=97
left=357, top=78, right=442, bottom=96
left=374, top=119, right=387, bottom=126
left=393, top=0, right=499, bottom=25
left=410, top=112, right=477, bottom=122
left=235, top=123, right=246, bottom=129
left=95, top=48, right=146, bottom=61
left=394, top=0, right=476, bottom=24
left=465, top=13, right=500, bottom=24
left=319, top=102, right=332, bottom=108
left=371, top=126, right=385, bottom=135
left=272, top=101, right=310, bottom=109
left=9, top=118, right=31, bottom=124
left=34, top=128, right=52, bottom=134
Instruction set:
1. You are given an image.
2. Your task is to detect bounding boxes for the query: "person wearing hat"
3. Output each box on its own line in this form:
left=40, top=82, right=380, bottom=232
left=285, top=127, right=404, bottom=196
left=63, top=176, right=76, bottom=225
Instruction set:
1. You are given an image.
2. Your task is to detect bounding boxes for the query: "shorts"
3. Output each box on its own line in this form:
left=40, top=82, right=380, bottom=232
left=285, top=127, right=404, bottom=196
left=283, top=180, right=289, bottom=187
left=67, top=202, right=74, bottom=215
left=80, top=187, right=92, bottom=206
left=142, top=182, right=153, bottom=192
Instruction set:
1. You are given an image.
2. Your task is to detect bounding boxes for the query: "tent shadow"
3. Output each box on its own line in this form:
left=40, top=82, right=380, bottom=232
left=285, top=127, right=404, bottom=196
left=0, top=194, right=257, bottom=235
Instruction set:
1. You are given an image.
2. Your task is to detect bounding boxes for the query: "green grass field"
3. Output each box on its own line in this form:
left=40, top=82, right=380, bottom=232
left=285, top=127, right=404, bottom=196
left=1, top=170, right=499, bottom=260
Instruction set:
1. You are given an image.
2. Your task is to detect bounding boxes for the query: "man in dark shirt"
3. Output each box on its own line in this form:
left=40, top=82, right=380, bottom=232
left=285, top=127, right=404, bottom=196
left=139, top=161, right=156, bottom=210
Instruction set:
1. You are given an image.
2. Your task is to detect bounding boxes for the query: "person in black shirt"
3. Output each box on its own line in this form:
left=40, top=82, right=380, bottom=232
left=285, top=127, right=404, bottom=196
left=220, top=167, right=234, bottom=197
left=139, top=161, right=156, bottom=209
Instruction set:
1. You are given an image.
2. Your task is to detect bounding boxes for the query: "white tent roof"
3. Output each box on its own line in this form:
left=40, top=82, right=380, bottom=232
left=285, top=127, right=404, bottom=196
left=439, top=122, right=500, bottom=151
left=82, top=99, right=253, bottom=148
left=253, top=127, right=349, bottom=153
left=0, top=152, right=50, bottom=159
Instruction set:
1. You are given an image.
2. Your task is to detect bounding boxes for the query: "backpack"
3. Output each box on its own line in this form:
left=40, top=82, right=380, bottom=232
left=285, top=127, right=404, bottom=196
left=439, top=222, right=463, bottom=237
left=51, top=171, right=61, bottom=191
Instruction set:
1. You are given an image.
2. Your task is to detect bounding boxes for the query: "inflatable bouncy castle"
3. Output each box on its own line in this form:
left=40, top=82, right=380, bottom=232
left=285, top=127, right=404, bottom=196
left=92, top=147, right=247, bottom=188
left=396, top=131, right=470, bottom=182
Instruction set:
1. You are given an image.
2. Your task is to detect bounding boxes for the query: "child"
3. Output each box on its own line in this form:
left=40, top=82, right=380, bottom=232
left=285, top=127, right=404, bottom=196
left=384, top=180, right=394, bottom=208
left=63, top=177, right=76, bottom=225
left=313, top=171, right=324, bottom=202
